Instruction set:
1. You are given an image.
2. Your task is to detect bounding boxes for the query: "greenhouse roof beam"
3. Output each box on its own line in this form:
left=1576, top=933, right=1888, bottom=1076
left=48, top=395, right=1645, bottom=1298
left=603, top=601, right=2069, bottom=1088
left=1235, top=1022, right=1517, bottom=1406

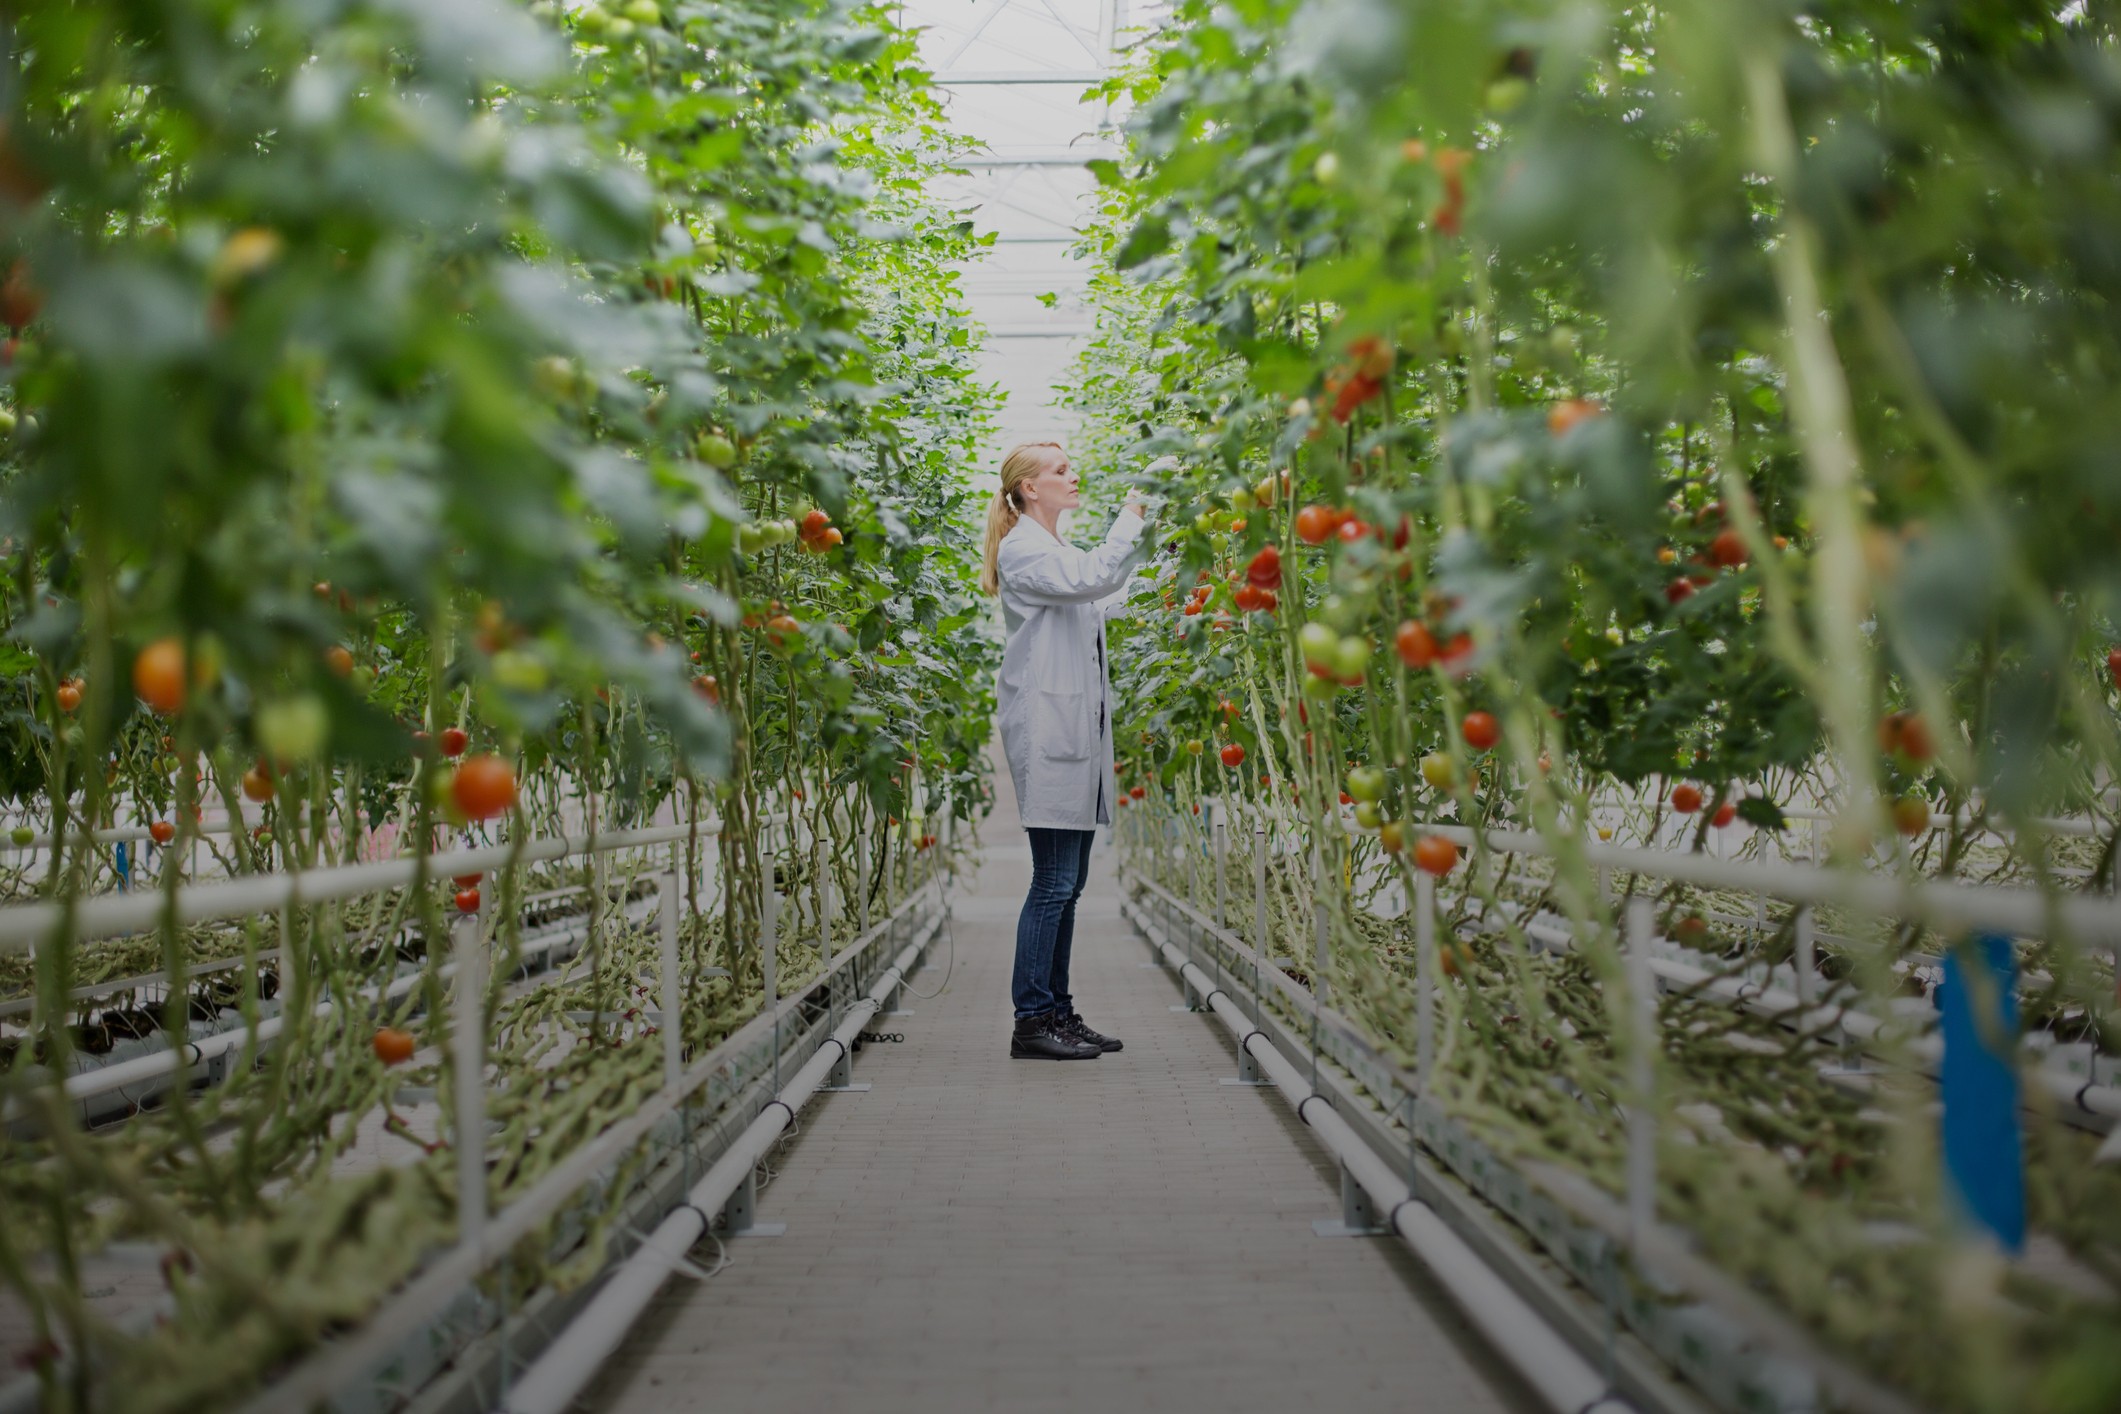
left=934, top=70, right=1109, bottom=83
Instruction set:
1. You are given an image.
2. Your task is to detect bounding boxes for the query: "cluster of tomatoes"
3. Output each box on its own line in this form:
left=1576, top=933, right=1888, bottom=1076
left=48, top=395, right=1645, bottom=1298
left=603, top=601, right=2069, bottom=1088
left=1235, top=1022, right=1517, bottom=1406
left=1321, top=335, right=1394, bottom=425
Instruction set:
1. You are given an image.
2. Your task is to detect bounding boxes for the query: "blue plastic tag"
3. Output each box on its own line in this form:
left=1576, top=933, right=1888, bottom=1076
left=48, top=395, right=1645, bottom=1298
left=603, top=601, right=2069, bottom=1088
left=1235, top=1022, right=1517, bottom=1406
left=1937, top=933, right=2024, bottom=1253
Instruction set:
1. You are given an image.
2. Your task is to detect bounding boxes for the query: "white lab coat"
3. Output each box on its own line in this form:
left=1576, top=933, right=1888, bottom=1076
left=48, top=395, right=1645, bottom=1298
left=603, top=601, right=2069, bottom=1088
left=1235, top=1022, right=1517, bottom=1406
left=995, top=508, right=1149, bottom=830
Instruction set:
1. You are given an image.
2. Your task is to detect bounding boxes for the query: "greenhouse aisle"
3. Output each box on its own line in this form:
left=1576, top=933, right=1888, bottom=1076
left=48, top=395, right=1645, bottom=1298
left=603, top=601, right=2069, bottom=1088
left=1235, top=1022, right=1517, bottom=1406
left=578, top=760, right=1540, bottom=1414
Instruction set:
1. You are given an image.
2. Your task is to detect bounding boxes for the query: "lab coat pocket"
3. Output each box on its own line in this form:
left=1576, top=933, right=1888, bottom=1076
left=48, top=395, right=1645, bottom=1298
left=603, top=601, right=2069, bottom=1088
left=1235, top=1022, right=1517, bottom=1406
left=1031, top=688, right=1092, bottom=762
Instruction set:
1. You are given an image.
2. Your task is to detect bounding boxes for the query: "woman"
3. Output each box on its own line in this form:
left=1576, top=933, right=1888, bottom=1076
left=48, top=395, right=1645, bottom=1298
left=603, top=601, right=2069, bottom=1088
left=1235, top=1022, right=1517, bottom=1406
left=982, top=441, right=1154, bottom=1061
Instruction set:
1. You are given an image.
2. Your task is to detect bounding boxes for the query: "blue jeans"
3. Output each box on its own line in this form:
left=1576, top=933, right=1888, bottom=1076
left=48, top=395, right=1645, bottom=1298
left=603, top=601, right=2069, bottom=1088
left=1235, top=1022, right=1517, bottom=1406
left=1013, top=828, right=1097, bottom=1019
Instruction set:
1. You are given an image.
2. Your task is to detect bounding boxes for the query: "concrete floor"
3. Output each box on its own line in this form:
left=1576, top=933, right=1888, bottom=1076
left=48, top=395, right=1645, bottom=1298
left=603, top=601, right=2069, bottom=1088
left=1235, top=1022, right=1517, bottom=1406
left=580, top=780, right=1540, bottom=1414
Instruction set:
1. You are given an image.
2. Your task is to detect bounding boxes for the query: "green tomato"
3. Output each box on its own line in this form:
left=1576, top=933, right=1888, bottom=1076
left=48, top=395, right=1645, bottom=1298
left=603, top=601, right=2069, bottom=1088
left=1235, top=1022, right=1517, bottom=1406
left=696, top=432, right=736, bottom=469
left=575, top=5, right=611, bottom=33
left=605, top=16, right=637, bottom=39
left=1421, top=752, right=1457, bottom=790
left=1484, top=77, right=1530, bottom=114
left=531, top=354, right=578, bottom=400
left=737, top=524, right=765, bottom=555
left=491, top=648, right=551, bottom=693
left=1186, top=739, right=1204, bottom=757
left=1314, top=151, right=1342, bottom=185
left=624, top=0, right=662, bottom=23
left=1301, top=673, right=1341, bottom=704
left=1230, top=487, right=1256, bottom=513
left=10, top=826, right=34, bottom=847
left=1346, top=766, right=1387, bottom=803
left=1353, top=801, right=1384, bottom=830
left=1319, top=593, right=1373, bottom=632
left=0, top=408, right=15, bottom=437
left=350, top=665, right=377, bottom=694
left=1298, top=622, right=1339, bottom=669
left=1331, top=635, right=1371, bottom=681
left=256, top=695, right=328, bottom=763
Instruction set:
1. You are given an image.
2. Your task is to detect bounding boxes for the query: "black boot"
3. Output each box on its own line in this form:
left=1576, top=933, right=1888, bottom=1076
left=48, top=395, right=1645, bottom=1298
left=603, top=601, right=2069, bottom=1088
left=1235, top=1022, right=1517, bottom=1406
left=1059, top=1009, right=1123, bottom=1053
left=1010, top=1011, right=1101, bottom=1061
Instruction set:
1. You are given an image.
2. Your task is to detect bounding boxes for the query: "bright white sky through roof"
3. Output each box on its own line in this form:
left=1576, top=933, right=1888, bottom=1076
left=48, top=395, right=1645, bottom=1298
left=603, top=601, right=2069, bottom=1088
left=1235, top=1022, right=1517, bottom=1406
left=895, top=0, right=1172, bottom=481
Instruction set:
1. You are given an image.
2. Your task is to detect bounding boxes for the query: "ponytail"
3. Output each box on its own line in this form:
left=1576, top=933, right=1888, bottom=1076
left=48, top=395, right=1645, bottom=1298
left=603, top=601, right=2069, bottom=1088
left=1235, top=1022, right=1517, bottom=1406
left=980, top=486, right=1020, bottom=596
left=981, top=441, right=1062, bottom=596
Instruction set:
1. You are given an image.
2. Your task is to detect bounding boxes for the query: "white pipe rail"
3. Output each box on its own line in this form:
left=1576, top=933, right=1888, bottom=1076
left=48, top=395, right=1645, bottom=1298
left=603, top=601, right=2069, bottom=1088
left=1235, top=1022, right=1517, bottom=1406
left=1124, top=897, right=1621, bottom=1414
left=500, top=924, right=938, bottom=1414
left=0, top=822, right=717, bottom=954
left=222, top=874, right=946, bottom=1414
left=1351, top=819, right=2121, bottom=951
left=1124, top=867, right=1933, bottom=1414
left=1, top=900, right=654, bottom=1125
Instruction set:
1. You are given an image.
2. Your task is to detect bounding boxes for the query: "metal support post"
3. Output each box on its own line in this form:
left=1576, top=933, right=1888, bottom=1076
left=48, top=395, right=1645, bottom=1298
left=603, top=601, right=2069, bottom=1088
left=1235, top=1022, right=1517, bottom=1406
left=720, top=1165, right=786, bottom=1239
left=659, top=870, right=681, bottom=1092
left=1793, top=902, right=1815, bottom=1007
left=764, top=863, right=780, bottom=1095
left=857, top=810, right=871, bottom=941
left=452, top=906, right=487, bottom=1251
left=1251, top=826, right=1268, bottom=1028
left=1212, top=801, right=1228, bottom=933
left=1623, top=897, right=1658, bottom=1252
left=1312, top=1160, right=1389, bottom=1237
left=1416, top=872, right=1436, bottom=1085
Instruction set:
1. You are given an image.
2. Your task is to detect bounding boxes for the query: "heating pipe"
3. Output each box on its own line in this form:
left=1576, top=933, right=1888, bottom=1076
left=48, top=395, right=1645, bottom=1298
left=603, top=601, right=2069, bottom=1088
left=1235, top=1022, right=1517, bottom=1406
left=500, top=924, right=934, bottom=1414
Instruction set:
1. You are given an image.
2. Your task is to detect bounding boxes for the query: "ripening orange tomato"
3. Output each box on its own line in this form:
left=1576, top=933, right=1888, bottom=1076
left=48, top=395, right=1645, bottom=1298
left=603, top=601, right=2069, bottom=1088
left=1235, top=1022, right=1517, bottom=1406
left=1414, top=834, right=1459, bottom=876
left=451, top=755, right=517, bottom=821
left=133, top=639, right=187, bottom=715
left=373, top=1028, right=416, bottom=1066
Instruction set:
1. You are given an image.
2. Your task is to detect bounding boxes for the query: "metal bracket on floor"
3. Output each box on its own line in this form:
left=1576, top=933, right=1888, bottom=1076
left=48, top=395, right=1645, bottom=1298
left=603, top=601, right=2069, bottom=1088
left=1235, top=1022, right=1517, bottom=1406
left=718, top=1166, right=787, bottom=1239
left=1170, top=977, right=1205, bottom=1013
left=1220, top=1043, right=1271, bottom=1087
left=816, top=1037, right=871, bottom=1094
left=1312, top=1161, right=1390, bottom=1238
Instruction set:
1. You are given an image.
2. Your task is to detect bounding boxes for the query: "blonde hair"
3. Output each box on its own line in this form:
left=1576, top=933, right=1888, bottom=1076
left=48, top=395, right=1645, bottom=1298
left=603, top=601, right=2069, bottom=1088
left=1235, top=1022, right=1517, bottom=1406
left=980, top=441, right=1063, bottom=596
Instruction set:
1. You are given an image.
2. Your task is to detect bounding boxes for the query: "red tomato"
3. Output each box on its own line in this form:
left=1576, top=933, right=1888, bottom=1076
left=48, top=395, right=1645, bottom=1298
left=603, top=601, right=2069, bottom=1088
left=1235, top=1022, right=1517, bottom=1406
left=453, top=872, right=483, bottom=887
left=1219, top=743, right=1246, bottom=768
left=1392, top=621, right=1436, bottom=670
left=801, top=508, right=832, bottom=539
left=1707, top=528, right=1748, bottom=569
left=1233, top=583, right=1264, bottom=612
left=693, top=674, right=720, bottom=705
left=1130, top=785, right=1146, bottom=800
left=1664, top=578, right=1696, bottom=604
left=451, top=755, right=518, bottom=821
left=1547, top=398, right=1602, bottom=437
left=439, top=726, right=469, bottom=758
left=241, top=764, right=275, bottom=803
left=2109, top=647, right=2121, bottom=690
left=1246, top=544, right=1282, bottom=590
left=1670, top=783, right=1704, bottom=814
left=1295, top=504, right=1336, bottom=545
left=1461, top=711, right=1500, bottom=751
left=133, top=638, right=187, bottom=715
left=1336, top=516, right=1370, bottom=543
left=454, top=887, right=481, bottom=913
left=55, top=680, right=82, bottom=714
left=1414, top=835, right=1458, bottom=876
left=1878, top=711, right=1935, bottom=762
left=149, top=821, right=175, bottom=845
left=372, top=1028, right=416, bottom=1066
left=1711, top=801, right=1737, bottom=828
left=1438, top=634, right=1475, bottom=674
